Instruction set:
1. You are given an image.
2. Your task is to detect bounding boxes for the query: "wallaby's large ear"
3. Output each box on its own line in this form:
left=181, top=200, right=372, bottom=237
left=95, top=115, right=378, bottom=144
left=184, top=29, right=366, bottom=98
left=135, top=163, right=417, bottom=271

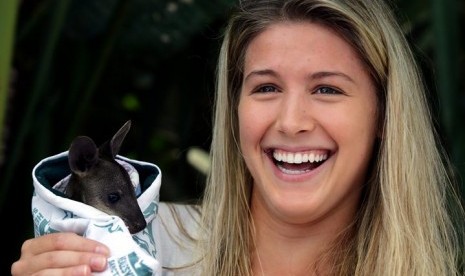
left=68, top=136, right=98, bottom=176
left=100, top=120, right=131, bottom=159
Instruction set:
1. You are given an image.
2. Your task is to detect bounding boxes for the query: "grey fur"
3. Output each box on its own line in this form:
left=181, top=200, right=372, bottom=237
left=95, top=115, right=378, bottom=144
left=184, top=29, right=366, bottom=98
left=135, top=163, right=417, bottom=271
left=65, top=120, right=146, bottom=234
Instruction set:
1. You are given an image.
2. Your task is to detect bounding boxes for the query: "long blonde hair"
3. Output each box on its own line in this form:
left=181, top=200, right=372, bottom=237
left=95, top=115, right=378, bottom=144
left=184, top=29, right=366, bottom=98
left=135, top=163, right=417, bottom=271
left=199, top=0, right=464, bottom=275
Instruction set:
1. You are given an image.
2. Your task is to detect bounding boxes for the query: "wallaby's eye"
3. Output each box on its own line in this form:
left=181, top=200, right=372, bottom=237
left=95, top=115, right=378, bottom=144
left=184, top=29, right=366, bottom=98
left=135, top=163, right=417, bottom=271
left=107, top=193, right=120, bottom=204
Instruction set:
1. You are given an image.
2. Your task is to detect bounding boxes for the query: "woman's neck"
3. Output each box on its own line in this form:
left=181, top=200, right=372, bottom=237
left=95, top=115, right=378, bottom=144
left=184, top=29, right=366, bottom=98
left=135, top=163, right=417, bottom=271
left=251, top=215, right=330, bottom=275
left=250, top=194, right=358, bottom=275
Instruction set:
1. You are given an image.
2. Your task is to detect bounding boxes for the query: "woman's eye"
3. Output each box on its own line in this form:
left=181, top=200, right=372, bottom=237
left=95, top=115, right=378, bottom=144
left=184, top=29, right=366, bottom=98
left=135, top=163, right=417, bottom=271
left=255, top=85, right=278, bottom=93
left=315, top=86, right=341, bottom=95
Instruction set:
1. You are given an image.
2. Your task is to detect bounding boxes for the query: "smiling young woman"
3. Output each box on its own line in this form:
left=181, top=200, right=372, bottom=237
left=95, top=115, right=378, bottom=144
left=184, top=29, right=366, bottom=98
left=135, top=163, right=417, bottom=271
left=238, top=22, right=379, bottom=274
left=201, top=0, right=464, bottom=275
left=11, top=1, right=465, bottom=275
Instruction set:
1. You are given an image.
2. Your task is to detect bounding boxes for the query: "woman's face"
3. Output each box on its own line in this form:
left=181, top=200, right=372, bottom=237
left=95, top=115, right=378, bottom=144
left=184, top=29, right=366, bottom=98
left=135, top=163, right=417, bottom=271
left=239, top=22, right=378, bottom=228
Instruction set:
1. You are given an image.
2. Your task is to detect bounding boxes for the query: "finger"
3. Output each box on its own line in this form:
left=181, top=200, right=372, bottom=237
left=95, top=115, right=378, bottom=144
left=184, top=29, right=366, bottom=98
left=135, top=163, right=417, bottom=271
left=11, top=264, right=92, bottom=276
left=21, top=232, right=109, bottom=257
left=42, top=265, right=92, bottom=276
left=11, top=251, right=107, bottom=275
left=12, top=264, right=92, bottom=276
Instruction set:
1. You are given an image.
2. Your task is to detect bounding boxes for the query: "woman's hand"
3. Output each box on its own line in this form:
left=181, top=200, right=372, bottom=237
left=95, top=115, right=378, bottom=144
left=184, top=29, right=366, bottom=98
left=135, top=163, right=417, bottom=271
left=11, top=232, right=110, bottom=276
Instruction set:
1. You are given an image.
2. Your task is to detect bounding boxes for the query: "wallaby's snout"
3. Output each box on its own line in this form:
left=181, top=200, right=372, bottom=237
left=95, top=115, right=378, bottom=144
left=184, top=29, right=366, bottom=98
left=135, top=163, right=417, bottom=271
left=65, top=120, right=147, bottom=234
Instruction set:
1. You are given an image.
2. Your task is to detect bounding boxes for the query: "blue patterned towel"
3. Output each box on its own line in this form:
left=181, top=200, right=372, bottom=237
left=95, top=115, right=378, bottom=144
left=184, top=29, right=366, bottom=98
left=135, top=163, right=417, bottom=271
left=31, top=151, right=162, bottom=276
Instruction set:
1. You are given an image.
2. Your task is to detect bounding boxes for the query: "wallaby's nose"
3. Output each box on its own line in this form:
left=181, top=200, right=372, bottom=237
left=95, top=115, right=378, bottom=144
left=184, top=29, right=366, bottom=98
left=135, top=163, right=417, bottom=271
left=127, top=218, right=147, bottom=234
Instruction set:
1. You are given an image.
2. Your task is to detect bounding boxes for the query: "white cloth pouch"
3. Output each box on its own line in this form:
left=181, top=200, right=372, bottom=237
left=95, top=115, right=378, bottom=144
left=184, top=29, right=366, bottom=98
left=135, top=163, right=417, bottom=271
left=31, top=151, right=162, bottom=275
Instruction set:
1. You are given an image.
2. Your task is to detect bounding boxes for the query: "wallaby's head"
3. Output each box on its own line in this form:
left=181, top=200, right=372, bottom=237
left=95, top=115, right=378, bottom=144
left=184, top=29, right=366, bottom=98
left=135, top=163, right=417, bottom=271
left=66, top=120, right=146, bottom=234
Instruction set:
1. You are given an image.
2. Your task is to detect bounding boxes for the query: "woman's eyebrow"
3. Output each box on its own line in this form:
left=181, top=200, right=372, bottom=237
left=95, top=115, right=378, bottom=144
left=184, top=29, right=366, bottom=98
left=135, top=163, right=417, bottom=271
left=309, top=71, right=355, bottom=83
left=243, top=69, right=278, bottom=82
left=244, top=70, right=355, bottom=83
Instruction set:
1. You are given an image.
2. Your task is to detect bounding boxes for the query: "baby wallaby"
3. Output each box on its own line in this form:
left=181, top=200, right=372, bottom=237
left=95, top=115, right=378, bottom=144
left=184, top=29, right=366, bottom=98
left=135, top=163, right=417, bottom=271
left=65, top=120, right=146, bottom=234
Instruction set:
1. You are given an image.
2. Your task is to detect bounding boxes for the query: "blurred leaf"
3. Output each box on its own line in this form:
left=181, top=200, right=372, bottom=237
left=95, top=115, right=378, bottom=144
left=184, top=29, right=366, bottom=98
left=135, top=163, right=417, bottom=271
left=122, top=93, right=141, bottom=111
left=0, top=0, right=19, bottom=165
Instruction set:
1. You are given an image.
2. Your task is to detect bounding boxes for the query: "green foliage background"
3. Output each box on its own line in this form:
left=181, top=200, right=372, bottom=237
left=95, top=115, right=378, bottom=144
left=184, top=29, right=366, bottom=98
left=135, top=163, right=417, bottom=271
left=1, top=0, right=464, bottom=273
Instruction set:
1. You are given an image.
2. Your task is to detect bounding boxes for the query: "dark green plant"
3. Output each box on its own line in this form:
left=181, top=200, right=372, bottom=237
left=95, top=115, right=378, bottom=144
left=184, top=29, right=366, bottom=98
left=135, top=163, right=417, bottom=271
left=397, top=0, right=465, bottom=191
left=0, top=0, right=19, bottom=171
left=1, top=1, right=235, bottom=272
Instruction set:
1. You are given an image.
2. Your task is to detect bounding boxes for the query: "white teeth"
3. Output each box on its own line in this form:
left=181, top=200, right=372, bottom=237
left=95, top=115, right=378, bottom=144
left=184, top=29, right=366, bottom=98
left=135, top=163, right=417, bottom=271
left=294, top=153, right=302, bottom=163
left=302, top=153, right=308, bottom=162
left=286, top=152, right=294, bottom=163
left=272, top=150, right=328, bottom=164
left=309, top=153, right=315, bottom=163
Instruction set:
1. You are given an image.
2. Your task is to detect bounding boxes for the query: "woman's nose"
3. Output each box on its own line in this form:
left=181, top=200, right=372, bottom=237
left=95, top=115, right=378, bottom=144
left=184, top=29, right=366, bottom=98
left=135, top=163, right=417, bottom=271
left=275, top=93, right=316, bottom=136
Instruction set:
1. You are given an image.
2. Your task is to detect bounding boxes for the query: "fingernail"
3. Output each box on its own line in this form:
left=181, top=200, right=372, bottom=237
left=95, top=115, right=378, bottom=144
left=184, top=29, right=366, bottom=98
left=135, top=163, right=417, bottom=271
left=95, top=245, right=110, bottom=256
left=90, top=256, right=107, bottom=270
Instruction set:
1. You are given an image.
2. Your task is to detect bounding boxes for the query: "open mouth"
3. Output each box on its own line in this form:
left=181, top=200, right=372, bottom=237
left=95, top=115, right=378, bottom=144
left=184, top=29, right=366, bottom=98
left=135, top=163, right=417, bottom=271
left=268, top=149, right=329, bottom=175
